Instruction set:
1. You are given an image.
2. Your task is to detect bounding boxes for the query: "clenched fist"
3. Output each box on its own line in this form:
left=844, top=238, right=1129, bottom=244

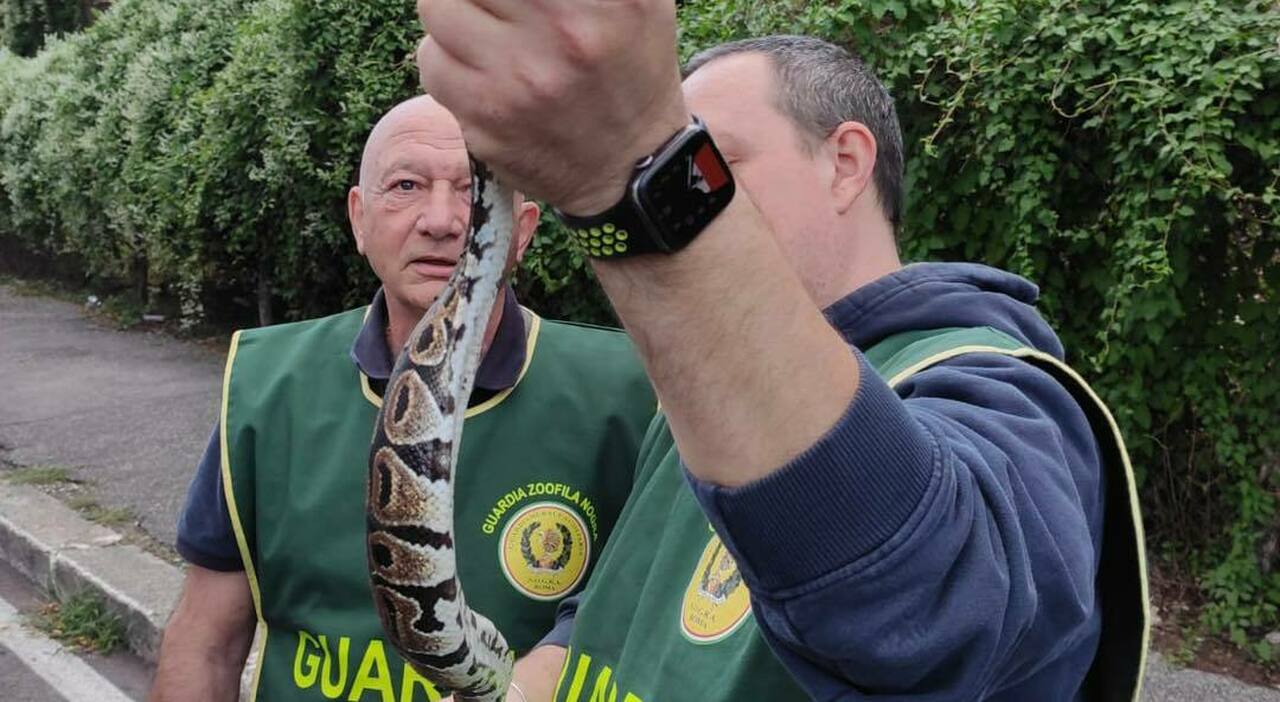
left=416, top=0, right=692, bottom=216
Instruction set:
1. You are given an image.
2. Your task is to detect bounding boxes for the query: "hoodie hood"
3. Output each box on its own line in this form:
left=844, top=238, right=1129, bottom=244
left=824, top=262, right=1065, bottom=359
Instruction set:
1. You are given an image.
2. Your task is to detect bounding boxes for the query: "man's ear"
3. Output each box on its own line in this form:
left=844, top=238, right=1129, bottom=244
left=512, top=199, right=540, bottom=264
left=348, top=186, right=367, bottom=255
left=828, top=121, right=878, bottom=215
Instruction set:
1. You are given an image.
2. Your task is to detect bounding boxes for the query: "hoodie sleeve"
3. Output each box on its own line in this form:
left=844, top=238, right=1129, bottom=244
left=686, top=350, right=1105, bottom=699
left=536, top=593, right=579, bottom=649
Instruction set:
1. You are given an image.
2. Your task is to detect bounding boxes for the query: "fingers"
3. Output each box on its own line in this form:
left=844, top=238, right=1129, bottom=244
left=466, top=0, right=521, bottom=21
left=416, top=34, right=483, bottom=105
left=418, top=0, right=521, bottom=22
left=411, top=0, right=689, bottom=208
left=419, top=0, right=509, bottom=72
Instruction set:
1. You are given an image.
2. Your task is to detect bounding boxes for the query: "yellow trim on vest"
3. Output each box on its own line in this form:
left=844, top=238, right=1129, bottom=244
left=358, top=309, right=544, bottom=419
left=357, top=304, right=381, bottom=406
left=218, top=330, right=269, bottom=702
left=246, top=622, right=266, bottom=702
left=887, top=344, right=1150, bottom=702
left=468, top=310, right=542, bottom=417
left=359, top=368, right=382, bottom=406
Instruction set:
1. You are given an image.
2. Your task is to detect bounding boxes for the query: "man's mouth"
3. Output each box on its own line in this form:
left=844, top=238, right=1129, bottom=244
left=409, top=256, right=457, bottom=277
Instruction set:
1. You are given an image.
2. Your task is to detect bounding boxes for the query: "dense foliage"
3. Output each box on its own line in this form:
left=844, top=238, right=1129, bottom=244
left=1, top=0, right=1276, bottom=656
left=1, top=0, right=90, bottom=56
left=0, top=0, right=421, bottom=324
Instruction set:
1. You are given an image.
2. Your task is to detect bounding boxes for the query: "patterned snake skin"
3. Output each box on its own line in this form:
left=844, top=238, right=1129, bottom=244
left=367, top=160, right=516, bottom=702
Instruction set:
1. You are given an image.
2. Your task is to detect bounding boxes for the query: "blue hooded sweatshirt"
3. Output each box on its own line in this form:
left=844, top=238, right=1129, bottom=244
left=679, top=262, right=1109, bottom=700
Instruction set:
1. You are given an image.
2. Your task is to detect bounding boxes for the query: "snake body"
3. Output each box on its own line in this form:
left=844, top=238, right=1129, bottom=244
left=367, top=160, right=516, bottom=702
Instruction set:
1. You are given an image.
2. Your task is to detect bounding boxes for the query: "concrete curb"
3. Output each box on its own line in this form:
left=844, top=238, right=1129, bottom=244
left=0, top=483, right=183, bottom=664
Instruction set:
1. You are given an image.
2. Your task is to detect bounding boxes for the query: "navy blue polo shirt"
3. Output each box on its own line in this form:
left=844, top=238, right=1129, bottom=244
left=175, top=286, right=527, bottom=571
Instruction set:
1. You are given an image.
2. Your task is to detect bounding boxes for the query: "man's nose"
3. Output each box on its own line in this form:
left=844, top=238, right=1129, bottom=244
left=414, top=184, right=467, bottom=239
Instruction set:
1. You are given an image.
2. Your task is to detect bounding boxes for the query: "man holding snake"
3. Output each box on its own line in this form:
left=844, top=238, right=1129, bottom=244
left=149, top=95, right=657, bottom=702
left=415, top=1, right=1149, bottom=700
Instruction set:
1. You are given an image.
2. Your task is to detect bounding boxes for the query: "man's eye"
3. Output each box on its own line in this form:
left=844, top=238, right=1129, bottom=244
left=397, top=180, right=416, bottom=191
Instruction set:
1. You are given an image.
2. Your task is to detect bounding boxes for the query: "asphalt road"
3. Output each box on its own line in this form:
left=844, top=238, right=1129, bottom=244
left=1, top=282, right=1277, bottom=701
left=0, top=284, right=222, bottom=549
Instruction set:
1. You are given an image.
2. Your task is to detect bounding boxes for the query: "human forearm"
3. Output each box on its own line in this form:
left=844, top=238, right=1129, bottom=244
left=148, top=620, right=251, bottom=702
left=148, top=567, right=254, bottom=702
left=591, top=194, right=859, bottom=485
left=510, top=645, right=568, bottom=702
left=415, top=0, right=859, bottom=485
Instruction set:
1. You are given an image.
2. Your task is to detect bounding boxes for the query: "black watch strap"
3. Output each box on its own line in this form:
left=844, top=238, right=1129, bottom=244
left=555, top=116, right=733, bottom=260
left=559, top=199, right=661, bottom=259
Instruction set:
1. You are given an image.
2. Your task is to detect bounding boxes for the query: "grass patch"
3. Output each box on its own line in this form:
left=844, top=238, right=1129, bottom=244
left=0, top=275, right=84, bottom=305
left=1169, top=625, right=1204, bottom=667
left=0, top=272, right=146, bottom=328
left=86, top=505, right=136, bottom=527
left=66, top=494, right=98, bottom=511
left=66, top=496, right=136, bottom=527
left=4, top=466, right=73, bottom=485
left=32, top=593, right=126, bottom=654
left=98, top=293, right=146, bottom=330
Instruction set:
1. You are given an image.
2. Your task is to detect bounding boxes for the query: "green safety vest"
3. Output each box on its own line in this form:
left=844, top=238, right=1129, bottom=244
left=219, top=306, right=658, bottom=702
left=556, top=326, right=1149, bottom=702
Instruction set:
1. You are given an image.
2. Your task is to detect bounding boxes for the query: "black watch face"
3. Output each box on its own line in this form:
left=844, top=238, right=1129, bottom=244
left=636, top=130, right=735, bottom=252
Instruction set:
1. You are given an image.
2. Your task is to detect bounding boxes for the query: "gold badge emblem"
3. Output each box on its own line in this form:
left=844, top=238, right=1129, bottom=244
left=500, top=501, right=591, bottom=600
left=680, top=531, right=751, bottom=644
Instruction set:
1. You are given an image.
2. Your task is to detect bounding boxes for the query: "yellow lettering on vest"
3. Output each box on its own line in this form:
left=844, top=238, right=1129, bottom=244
left=587, top=666, right=615, bottom=702
left=319, top=635, right=351, bottom=699
left=400, top=662, right=442, bottom=702
left=347, top=640, right=394, bottom=702
left=484, top=487, right=532, bottom=534
left=562, top=651, right=594, bottom=702
left=622, top=695, right=643, bottom=702
left=578, top=496, right=599, bottom=538
left=294, top=630, right=324, bottom=689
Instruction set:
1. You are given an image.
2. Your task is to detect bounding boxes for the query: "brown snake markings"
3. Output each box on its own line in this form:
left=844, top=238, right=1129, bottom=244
left=367, top=160, right=516, bottom=702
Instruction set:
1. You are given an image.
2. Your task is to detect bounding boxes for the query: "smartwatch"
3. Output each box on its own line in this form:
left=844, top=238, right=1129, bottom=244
left=554, top=116, right=735, bottom=259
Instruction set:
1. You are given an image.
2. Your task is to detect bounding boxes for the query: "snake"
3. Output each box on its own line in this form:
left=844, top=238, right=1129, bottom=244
left=366, top=159, right=517, bottom=702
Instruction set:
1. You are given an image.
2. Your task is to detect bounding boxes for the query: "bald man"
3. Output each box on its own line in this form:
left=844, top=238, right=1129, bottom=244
left=150, top=96, right=657, bottom=702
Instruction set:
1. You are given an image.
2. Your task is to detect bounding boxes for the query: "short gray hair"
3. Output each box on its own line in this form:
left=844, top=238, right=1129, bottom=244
left=685, top=35, right=904, bottom=229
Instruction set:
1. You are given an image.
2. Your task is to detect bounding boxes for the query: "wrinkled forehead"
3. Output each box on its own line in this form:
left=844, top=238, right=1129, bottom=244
left=380, top=130, right=468, bottom=170
left=370, top=116, right=470, bottom=181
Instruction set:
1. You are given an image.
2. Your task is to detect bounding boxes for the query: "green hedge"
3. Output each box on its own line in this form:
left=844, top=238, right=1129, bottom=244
left=1, top=0, right=88, bottom=56
left=0, top=0, right=426, bottom=324
left=1, top=0, right=1277, bottom=656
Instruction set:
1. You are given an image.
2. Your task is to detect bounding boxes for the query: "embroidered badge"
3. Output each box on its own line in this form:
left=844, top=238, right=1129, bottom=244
left=499, top=501, right=591, bottom=600
left=680, top=530, right=752, bottom=644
